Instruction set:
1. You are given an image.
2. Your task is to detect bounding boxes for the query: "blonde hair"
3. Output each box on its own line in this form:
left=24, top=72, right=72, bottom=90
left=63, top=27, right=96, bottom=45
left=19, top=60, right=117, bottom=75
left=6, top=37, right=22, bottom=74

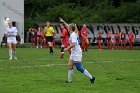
left=69, top=23, right=78, bottom=35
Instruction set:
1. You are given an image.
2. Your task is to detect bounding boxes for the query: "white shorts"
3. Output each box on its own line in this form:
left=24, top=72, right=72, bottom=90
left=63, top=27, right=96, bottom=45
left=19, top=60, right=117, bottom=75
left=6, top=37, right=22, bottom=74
left=69, top=55, right=82, bottom=62
left=61, top=44, right=65, bottom=47
left=7, top=39, right=17, bottom=44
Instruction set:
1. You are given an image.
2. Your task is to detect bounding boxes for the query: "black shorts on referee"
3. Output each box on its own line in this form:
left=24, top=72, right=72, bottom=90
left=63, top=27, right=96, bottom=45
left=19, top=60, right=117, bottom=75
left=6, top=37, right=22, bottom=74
left=45, top=36, right=53, bottom=43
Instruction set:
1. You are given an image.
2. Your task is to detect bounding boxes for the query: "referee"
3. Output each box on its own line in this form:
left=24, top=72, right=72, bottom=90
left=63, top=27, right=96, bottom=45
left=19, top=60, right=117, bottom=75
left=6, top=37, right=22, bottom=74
left=44, top=21, right=55, bottom=55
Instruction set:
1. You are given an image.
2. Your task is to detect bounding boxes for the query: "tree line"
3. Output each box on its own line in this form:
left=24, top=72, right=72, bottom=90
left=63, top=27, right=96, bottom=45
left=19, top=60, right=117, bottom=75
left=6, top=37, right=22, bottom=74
left=25, top=0, right=140, bottom=32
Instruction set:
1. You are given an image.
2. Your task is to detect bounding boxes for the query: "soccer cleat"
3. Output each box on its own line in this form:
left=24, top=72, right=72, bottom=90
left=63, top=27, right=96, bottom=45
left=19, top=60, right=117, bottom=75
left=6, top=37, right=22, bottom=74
left=14, top=57, right=17, bottom=60
left=9, top=57, right=12, bottom=60
left=90, top=76, right=95, bottom=83
left=60, top=56, right=63, bottom=58
left=50, top=53, right=54, bottom=55
left=66, top=81, right=72, bottom=83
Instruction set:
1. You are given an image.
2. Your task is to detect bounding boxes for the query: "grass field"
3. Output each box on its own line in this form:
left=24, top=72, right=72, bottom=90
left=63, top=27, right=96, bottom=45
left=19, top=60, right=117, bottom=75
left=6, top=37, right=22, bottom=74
left=0, top=48, right=140, bottom=93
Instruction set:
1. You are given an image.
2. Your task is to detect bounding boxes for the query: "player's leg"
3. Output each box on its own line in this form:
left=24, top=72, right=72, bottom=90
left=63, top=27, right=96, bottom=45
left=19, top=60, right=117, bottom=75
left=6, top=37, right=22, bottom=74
left=60, top=44, right=65, bottom=58
left=48, top=42, right=53, bottom=54
left=75, top=62, right=95, bottom=83
left=31, top=37, right=34, bottom=48
left=12, top=43, right=17, bottom=60
left=81, top=39, right=86, bottom=52
left=107, top=40, right=109, bottom=49
left=7, top=43, right=12, bottom=60
left=40, top=37, right=43, bottom=48
left=131, top=42, right=134, bottom=49
left=124, top=41, right=126, bottom=49
left=109, top=41, right=112, bottom=49
left=36, top=37, right=39, bottom=48
left=85, top=38, right=89, bottom=51
left=67, top=59, right=74, bottom=83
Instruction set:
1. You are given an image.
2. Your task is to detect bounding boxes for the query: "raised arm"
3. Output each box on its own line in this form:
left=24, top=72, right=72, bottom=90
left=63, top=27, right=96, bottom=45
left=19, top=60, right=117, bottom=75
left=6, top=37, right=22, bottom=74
left=59, top=17, right=69, bottom=29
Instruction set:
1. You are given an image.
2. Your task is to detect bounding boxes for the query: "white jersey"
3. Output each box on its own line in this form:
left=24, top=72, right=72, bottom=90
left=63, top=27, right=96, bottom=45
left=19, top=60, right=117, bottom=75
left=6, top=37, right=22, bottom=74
left=70, top=32, right=82, bottom=57
left=6, top=27, right=17, bottom=44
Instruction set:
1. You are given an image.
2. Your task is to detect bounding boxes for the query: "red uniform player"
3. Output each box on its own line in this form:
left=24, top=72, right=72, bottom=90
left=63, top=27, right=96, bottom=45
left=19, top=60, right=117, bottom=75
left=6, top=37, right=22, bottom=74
left=114, top=31, right=120, bottom=49
left=128, top=31, right=135, bottom=49
left=36, top=27, right=43, bottom=48
left=59, top=23, right=70, bottom=58
left=97, top=32, right=102, bottom=50
left=81, top=24, right=89, bottom=52
left=106, top=31, right=112, bottom=49
left=28, top=28, right=37, bottom=48
left=120, top=31, right=126, bottom=49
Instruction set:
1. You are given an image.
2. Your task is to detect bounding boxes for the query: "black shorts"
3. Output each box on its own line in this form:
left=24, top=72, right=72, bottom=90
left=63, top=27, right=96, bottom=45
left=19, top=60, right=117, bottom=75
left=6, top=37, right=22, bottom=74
left=45, top=36, right=53, bottom=43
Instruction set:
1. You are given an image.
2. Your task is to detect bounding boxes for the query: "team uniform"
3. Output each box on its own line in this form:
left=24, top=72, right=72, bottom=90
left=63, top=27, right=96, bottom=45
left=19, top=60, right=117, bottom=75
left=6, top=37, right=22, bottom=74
left=6, top=27, right=17, bottom=44
left=106, top=33, right=112, bottom=49
left=37, top=30, right=43, bottom=48
left=120, top=32, right=126, bottom=49
left=60, top=28, right=70, bottom=58
left=6, top=27, right=18, bottom=59
left=114, top=33, right=120, bottom=49
left=81, top=28, right=89, bottom=51
left=29, top=29, right=37, bottom=48
left=67, top=32, right=95, bottom=83
left=97, top=33, right=102, bottom=50
left=69, top=32, right=82, bottom=61
left=128, top=32, right=135, bottom=49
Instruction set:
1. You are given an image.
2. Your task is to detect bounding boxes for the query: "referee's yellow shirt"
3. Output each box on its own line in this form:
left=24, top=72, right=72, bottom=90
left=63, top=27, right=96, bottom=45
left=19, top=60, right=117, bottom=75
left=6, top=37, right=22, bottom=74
left=44, top=26, right=55, bottom=36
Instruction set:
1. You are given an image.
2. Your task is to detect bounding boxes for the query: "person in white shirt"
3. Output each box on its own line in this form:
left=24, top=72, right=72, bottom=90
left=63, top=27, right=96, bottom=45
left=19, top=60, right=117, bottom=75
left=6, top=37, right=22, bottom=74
left=5, top=22, right=18, bottom=60
left=60, top=17, right=95, bottom=83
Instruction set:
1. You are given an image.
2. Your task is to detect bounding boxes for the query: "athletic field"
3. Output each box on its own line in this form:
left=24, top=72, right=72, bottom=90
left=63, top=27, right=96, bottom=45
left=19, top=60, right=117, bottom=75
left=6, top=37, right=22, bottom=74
left=0, top=48, right=140, bottom=93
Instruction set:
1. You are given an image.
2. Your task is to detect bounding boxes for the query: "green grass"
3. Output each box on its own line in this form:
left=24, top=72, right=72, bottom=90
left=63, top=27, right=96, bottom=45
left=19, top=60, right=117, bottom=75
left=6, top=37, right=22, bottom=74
left=0, top=48, right=140, bottom=93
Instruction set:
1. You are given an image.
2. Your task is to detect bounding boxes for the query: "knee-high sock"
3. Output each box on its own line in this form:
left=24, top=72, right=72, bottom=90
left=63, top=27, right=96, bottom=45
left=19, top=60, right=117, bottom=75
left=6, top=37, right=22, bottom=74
left=50, top=46, right=53, bottom=53
left=85, top=44, right=89, bottom=50
left=68, top=69, right=73, bottom=82
left=13, top=51, right=16, bottom=57
left=9, top=49, right=12, bottom=58
left=83, top=69, right=93, bottom=79
left=60, top=47, right=64, bottom=58
left=75, top=63, right=93, bottom=79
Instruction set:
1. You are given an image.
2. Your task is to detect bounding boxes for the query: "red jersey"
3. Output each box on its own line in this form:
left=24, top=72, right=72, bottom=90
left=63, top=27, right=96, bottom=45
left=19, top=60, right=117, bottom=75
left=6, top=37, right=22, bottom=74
left=128, top=33, right=134, bottom=42
left=97, top=33, right=102, bottom=40
left=81, top=28, right=88, bottom=38
left=106, top=33, right=112, bottom=41
left=60, top=28, right=69, bottom=46
left=114, top=33, right=120, bottom=41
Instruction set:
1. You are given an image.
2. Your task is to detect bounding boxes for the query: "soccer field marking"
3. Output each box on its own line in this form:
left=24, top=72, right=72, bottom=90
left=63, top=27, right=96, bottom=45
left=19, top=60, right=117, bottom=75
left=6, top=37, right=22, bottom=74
left=0, top=59, right=138, bottom=70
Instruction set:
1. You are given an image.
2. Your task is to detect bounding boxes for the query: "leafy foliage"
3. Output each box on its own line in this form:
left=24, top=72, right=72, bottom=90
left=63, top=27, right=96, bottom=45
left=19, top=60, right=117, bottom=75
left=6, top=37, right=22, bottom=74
left=24, top=0, right=140, bottom=32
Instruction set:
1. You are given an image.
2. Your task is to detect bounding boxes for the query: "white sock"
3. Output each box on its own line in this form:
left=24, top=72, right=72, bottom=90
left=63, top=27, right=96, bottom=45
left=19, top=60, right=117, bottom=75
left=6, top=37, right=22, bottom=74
left=83, top=69, right=93, bottom=79
left=68, top=69, right=73, bottom=82
left=13, top=51, right=16, bottom=58
left=9, top=49, right=12, bottom=58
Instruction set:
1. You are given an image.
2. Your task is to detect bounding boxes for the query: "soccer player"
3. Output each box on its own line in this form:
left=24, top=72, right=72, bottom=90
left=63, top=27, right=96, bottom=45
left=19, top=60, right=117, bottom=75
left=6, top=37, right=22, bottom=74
left=36, top=27, right=43, bottom=48
left=120, top=31, right=126, bottom=49
left=44, top=21, right=55, bottom=55
left=59, top=23, right=71, bottom=58
left=28, top=28, right=37, bottom=48
left=5, top=22, right=18, bottom=60
left=60, top=17, right=95, bottom=83
left=106, top=31, right=112, bottom=49
left=81, top=24, right=89, bottom=52
left=114, top=31, right=120, bottom=49
left=128, top=31, right=135, bottom=50
left=97, top=32, right=102, bottom=50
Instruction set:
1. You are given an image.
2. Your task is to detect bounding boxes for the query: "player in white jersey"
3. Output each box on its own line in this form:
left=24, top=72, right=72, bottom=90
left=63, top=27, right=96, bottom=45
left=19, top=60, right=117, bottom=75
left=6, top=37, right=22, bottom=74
left=5, top=22, right=18, bottom=60
left=60, top=17, right=95, bottom=83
